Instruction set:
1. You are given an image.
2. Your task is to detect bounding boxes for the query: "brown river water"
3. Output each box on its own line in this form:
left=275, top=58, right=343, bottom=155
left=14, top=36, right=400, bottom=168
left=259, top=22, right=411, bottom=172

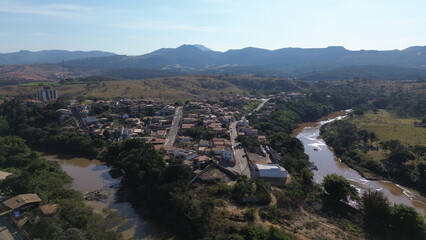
left=294, top=111, right=426, bottom=215
left=42, top=155, right=168, bottom=240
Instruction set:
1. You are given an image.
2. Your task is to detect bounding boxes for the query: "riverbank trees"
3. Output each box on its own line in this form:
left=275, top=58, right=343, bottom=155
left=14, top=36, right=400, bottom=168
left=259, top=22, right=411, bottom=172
left=321, top=119, right=426, bottom=194
left=323, top=174, right=358, bottom=203
left=362, top=190, right=426, bottom=240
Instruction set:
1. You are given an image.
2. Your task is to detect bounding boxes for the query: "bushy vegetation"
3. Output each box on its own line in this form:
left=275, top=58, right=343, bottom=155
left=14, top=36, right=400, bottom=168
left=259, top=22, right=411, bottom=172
left=231, top=226, right=294, bottom=240
left=232, top=178, right=272, bottom=205
left=236, top=135, right=262, bottom=154
left=259, top=205, right=293, bottom=223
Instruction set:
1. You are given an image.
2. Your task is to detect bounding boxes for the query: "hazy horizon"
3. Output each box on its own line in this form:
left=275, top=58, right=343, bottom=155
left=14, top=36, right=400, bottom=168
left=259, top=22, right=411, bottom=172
left=1, top=44, right=426, bottom=56
left=1, top=0, right=425, bottom=55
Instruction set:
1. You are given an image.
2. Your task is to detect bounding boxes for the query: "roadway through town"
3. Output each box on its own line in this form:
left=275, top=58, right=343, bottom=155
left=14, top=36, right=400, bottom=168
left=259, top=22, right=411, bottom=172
left=164, top=106, right=183, bottom=147
left=0, top=214, right=25, bottom=240
left=228, top=98, right=270, bottom=177
left=69, top=105, right=89, bottom=132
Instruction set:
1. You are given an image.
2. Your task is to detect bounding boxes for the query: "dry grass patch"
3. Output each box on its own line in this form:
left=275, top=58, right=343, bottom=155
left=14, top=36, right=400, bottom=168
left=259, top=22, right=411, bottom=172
left=350, top=110, right=426, bottom=146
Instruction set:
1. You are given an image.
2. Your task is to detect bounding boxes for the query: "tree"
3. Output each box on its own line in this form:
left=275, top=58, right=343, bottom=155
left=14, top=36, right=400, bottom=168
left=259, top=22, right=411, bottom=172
left=0, top=116, right=9, bottom=135
left=30, top=218, right=63, bottom=240
left=323, top=174, right=358, bottom=203
left=388, top=147, right=415, bottom=164
left=417, top=161, right=426, bottom=193
left=388, top=204, right=426, bottom=240
left=362, top=190, right=391, bottom=236
left=55, top=228, right=86, bottom=240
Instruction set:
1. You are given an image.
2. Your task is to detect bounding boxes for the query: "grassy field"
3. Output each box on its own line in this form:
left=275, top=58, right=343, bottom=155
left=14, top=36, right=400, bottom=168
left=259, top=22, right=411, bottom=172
left=0, top=76, right=246, bottom=102
left=244, top=99, right=262, bottom=111
left=327, top=79, right=426, bottom=95
left=0, top=75, right=309, bottom=102
left=349, top=110, right=426, bottom=146
left=18, top=82, right=60, bottom=87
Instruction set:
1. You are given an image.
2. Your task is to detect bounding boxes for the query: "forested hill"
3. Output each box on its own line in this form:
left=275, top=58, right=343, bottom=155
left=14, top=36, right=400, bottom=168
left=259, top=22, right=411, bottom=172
left=61, top=45, right=426, bottom=81
left=2, top=45, right=426, bottom=81
left=0, top=50, right=116, bottom=65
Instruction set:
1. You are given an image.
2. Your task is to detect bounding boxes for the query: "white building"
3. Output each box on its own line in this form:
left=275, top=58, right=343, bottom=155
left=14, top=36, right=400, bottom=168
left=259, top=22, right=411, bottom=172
left=36, top=87, right=58, bottom=101
left=237, top=119, right=249, bottom=127
left=253, top=164, right=288, bottom=186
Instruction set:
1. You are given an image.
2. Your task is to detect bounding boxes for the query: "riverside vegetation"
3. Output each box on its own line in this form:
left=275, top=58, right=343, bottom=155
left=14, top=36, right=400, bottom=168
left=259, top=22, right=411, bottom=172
left=0, top=100, right=121, bottom=239
left=320, top=90, right=426, bottom=194
left=0, top=136, right=122, bottom=239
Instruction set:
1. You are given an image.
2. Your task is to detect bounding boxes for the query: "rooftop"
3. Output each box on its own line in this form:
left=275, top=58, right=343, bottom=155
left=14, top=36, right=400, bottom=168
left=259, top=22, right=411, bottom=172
left=255, top=164, right=288, bottom=178
left=3, top=194, right=42, bottom=210
left=0, top=170, right=13, bottom=181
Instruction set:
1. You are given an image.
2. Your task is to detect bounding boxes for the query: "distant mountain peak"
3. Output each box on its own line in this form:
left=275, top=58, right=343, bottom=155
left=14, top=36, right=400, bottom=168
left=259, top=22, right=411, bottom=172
left=176, top=44, right=211, bottom=51
left=192, top=44, right=212, bottom=52
left=326, top=46, right=346, bottom=50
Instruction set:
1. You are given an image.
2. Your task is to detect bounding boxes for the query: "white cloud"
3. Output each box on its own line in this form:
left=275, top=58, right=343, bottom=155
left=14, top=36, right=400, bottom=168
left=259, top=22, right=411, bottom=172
left=46, top=4, right=91, bottom=12
left=0, top=1, right=91, bottom=17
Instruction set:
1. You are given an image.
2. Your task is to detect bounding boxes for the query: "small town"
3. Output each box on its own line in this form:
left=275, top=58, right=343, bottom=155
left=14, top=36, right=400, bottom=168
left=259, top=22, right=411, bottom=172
left=51, top=89, right=298, bottom=185
left=0, top=88, right=306, bottom=239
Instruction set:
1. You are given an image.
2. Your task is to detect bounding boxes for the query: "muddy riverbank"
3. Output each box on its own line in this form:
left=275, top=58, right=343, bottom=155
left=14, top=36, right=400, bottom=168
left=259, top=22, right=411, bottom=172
left=42, top=154, right=171, bottom=240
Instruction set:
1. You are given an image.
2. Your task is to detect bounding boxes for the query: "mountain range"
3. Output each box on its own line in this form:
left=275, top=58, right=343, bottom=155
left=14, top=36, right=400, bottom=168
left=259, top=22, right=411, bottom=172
left=0, top=50, right=116, bottom=65
left=2, top=45, right=426, bottom=81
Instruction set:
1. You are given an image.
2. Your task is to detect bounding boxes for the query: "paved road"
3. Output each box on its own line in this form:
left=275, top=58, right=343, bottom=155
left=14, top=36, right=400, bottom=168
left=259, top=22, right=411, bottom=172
left=69, top=105, right=89, bottom=132
left=164, top=106, right=183, bottom=147
left=254, top=98, right=270, bottom=111
left=226, top=98, right=271, bottom=177
left=0, top=215, right=25, bottom=240
left=248, top=98, right=270, bottom=116
left=228, top=121, right=251, bottom=177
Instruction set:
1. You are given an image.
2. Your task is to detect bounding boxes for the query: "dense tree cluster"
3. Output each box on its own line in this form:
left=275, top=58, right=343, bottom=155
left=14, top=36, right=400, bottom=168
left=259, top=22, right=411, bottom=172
left=362, top=190, right=426, bottom=240
left=183, top=125, right=216, bottom=140
left=236, top=135, right=262, bottom=154
left=0, top=99, right=105, bottom=157
left=387, top=92, right=426, bottom=118
left=102, top=139, right=294, bottom=239
left=104, top=139, right=216, bottom=238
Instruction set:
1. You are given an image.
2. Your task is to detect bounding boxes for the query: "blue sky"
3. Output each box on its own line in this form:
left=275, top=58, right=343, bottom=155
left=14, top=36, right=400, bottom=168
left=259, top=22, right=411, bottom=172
left=0, top=0, right=425, bottom=55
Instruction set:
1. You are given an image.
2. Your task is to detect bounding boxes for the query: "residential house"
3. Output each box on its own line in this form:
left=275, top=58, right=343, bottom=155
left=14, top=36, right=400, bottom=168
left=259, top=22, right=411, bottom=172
left=198, top=140, right=211, bottom=147
left=2, top=194, right=42, bottom=213
left=178, top=136, right=193, bottom=142
left=237, top=119, right=249, bottom=127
